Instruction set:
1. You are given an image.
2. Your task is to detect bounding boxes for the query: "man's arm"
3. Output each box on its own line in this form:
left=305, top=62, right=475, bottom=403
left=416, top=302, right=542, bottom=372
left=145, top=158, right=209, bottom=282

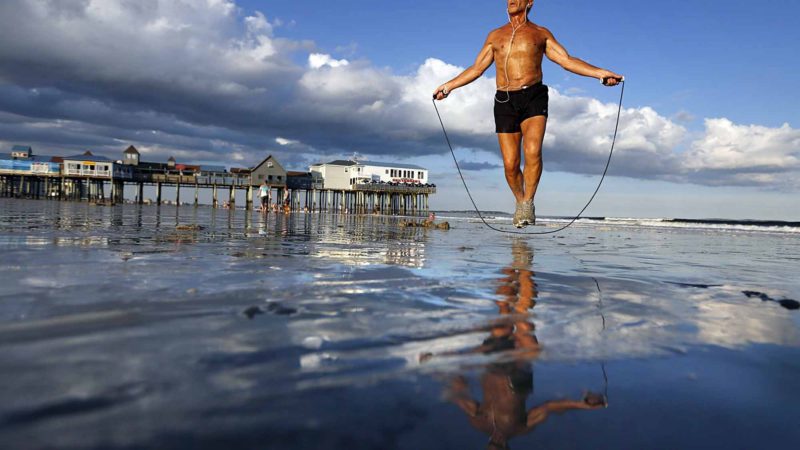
left=433, top=33, right=495, bottom=100
left=543, top=28, right=623, bottom=86
left=447, top=376, right=480, bottom=417
left=526, top=395, right=605, bottom=429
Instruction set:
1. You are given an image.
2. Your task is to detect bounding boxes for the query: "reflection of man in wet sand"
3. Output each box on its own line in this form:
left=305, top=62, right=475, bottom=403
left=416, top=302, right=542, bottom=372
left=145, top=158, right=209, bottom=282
left=422, top=241, right=605, bottom=449
left=433, top=0, right=622, bottom=228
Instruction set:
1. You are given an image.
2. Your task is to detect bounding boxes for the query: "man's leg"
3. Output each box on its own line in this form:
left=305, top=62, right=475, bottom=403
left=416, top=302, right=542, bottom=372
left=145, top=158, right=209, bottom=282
left=520, top=116, right=547, bottom=203
left=497, top=132, right=524, bottom=202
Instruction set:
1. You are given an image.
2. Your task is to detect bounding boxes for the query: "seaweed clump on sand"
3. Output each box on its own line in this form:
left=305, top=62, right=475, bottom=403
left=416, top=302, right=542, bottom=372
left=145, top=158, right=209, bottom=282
left=176, top=224, right=204, bottom=231
left=399, top=220, right=450, bottom=230
left=743, top=290, right=800, bottom=311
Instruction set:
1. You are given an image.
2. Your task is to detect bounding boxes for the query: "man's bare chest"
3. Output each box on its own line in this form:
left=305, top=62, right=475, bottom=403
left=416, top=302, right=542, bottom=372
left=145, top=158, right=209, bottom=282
left=494, top=29, right=546, bottom=57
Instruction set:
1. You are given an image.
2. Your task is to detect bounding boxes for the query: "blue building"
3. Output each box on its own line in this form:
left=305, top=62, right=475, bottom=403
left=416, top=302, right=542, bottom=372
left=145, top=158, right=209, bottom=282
left=0, top=146, right=60, bottom=175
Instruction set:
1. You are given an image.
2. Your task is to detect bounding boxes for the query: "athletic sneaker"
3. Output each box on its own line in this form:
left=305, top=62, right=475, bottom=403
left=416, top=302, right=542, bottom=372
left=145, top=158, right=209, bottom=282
left=527, top=202, right=537, bottom=225
left=520, top=199, right=534, bottom=226
left=512, top=201, right=525, bottom=228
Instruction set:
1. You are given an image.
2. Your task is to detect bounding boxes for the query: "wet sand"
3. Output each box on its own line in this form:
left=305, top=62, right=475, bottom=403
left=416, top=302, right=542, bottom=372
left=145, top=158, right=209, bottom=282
left=0, top=198, right=799, bottom=449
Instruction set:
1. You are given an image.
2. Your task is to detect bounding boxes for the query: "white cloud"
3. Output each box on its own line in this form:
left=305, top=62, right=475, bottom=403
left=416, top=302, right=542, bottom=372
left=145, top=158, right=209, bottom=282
left=276, top=137, right=299, bottom=146
left=308, top=53, right=350, bottom=69
left=0, top=0, right=797, bottom=191
left=245, top=11, right=272, bottom=34
left=685, top=119, right=800, bottom=171
left=672, top=110, right=696, bottom=123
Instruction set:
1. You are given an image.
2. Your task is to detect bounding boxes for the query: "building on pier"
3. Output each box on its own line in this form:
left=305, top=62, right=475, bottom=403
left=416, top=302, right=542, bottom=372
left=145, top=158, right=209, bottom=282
left=287, top=171, right=322, bottom=190
left=1, top=146, right=61, bottom=175
left=248, top=155, right=287, bottom=187
left=123, top=146, right=140, bottom=165
left=62, top=151, right=133, bottom=179
left=11, top=145, right=32, bottom=159
left=305, top=159, right=435, bottom=215
left=309, top=160, right=432, bottom=190
left=2, top=144, right=436, bottom=214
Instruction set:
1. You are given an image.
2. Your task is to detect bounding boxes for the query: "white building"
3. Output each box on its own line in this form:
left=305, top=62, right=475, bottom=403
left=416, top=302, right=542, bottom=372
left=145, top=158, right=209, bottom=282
left=309, top=160, right=429, bottom=190
left=63, top=152, right=133, bottom=179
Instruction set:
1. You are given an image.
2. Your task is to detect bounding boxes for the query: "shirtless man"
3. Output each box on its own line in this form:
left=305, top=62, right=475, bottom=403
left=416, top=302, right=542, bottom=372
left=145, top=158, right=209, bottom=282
left=434, top=0, right=623, bottom=228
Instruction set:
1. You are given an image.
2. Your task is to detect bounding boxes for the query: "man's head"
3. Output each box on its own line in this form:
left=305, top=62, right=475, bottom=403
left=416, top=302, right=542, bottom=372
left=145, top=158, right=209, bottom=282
left=507, top=0, right=534, bottom=15
left=487, top=439, right=510, bottom=450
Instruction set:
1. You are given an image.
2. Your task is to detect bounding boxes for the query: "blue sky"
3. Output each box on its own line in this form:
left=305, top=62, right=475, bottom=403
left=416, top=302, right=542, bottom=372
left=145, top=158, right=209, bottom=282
left=0, top=0, right=798, bottom=219
left=235, top=0, right=800, bottom=219
left=250, top=0, right=799, bottom=128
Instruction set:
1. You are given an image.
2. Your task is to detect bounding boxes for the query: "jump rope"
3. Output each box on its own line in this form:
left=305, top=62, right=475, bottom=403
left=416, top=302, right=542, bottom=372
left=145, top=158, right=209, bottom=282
left=432, top=8, right=625, bottom=236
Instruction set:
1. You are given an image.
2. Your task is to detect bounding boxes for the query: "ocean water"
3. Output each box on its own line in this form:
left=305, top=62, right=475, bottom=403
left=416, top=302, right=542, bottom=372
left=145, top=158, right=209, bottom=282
left=0, top=198, right=799, bottom=449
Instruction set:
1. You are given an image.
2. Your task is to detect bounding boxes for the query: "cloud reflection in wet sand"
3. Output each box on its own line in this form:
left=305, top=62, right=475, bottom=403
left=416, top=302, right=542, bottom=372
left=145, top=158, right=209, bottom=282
left=0, top=199, right=799, bottom=448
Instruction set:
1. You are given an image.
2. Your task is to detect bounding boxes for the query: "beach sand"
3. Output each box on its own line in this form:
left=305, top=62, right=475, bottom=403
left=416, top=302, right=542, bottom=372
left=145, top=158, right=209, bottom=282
left=0, top=198, right=799, bottom=449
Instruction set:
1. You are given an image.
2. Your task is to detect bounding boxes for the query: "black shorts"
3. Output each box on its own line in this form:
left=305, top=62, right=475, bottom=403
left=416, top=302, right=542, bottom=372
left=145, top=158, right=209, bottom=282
left=494, top=83, right=549, bottom=133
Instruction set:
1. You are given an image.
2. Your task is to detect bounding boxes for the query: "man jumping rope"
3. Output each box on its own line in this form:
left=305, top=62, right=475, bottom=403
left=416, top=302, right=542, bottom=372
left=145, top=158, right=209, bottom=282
left=434, top=0, right=623, bottom=228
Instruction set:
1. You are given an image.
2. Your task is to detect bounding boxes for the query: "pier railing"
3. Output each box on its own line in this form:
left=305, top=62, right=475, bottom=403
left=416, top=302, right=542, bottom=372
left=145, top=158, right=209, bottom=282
left=150, top=174, right=200, bottom=184
left=352, top=184, right=436, bottom=194
left=129, top=173, right=252, bottom=186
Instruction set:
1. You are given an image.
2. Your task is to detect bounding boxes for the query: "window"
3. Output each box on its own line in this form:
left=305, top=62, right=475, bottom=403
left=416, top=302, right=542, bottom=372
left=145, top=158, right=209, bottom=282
left=268, top=175, right=273, bottom=181
left=277, top=176, right=282, bottom=181
left=267, top=161, right=274, bottom=168
left=385, top=170, right=389, bottom=174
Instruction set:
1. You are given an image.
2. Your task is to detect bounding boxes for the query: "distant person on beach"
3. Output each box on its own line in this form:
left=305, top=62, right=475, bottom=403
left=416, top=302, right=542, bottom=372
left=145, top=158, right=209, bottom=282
left=424, top=211, right=436, bottom=227
left=259, top=182, right=269, bottom=212
left=433, top=0, right=622, bottom=228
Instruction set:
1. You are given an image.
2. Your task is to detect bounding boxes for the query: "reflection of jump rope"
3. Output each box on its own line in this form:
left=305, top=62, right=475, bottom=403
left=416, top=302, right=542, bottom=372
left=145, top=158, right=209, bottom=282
left=432, top=79, right=624, bottom=235
left=593, top=277, right=610, bottom=405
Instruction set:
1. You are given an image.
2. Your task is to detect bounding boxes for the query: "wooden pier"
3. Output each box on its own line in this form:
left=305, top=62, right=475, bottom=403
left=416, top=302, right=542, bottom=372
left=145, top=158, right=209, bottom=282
left=0, top=172, right=436, bottom=215
left=1, top=148, right=437, bottom=215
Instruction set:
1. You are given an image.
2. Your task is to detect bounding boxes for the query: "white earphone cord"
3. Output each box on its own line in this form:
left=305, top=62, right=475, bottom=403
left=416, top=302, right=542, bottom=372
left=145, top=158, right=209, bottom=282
left=495, top=8, right=527, bottom=104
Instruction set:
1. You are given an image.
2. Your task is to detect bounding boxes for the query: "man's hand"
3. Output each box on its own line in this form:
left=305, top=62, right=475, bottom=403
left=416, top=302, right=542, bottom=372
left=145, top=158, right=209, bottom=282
left=581, top=392, right=608, bottom=409
left=432, top=84, right=450, bottom=101
left=598, top=70, right=624, bottom=86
